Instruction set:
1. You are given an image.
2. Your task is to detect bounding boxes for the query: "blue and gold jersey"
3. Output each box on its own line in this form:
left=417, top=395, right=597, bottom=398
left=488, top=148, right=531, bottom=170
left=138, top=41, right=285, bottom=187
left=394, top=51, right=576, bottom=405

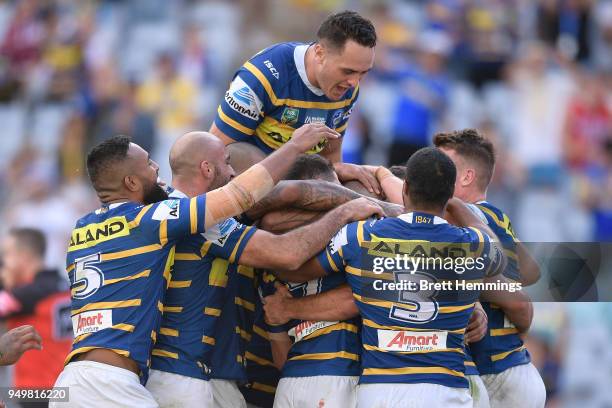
left=66, top=196, right=208, bottom=383
left=210, top=263, right=258, bottom=381
left=317, top=212, right=504, bottom=388
left=214, top=42, right=358, bottom=154
left=469, top=201, right=530, bottom=375
left=150, top=191, right=256, bottom=380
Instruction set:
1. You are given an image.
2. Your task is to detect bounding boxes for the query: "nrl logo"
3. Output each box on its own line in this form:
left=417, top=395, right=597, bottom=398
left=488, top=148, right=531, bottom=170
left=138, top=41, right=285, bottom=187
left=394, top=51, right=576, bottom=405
left=281, top=107, right=299, bottom=125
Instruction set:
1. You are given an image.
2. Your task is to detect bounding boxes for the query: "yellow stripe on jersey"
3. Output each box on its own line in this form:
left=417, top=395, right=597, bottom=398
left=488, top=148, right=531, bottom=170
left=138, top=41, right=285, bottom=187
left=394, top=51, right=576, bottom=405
left=235, top=297, right=255, bottom=312
left=73, top=323, right=135, bottom=344
left=217, top=106, right=256, bottom=135
left=129, top=204, right=152, bottom=229
left=245, top=351, right=275, bottom=367
left=71, top=299, right=141, bottom=316
left=151, top=330, right=157, bottom=342
left=325, top=250, right=340, bottom=272
left=465, top=361, right=476, bottom=367
left=468, top=227, right=485, bottom=257
left=362, top=319, right=466, bottom=334
left=237, top=265, right=255, bottom=278
left=209, top=258, right=229, bottom=287
left=163, top=306, right=183, bottom=313
left=152, top=348, right=179, bottom=359
left=204, top=307, right=221, bottom=316
left=168, top=280, right=192, bottom=288
left=190, top=197, right=198, bottom=234
left=200, top=241, right=212, bottom=257
left=202, top=336, right=215, bottom=345
left=229, top=227, right=252, bottom=263
left=159, top=219, right=168, bottom=246
left=243, top=62, right=358, bottom=109
left=363, top=344, right=464, bottom=355
left=236, top=326, right=252, bottom=342
left=345, top=266, right=394, bottom=281
left=490, top=327, right=519, bottom=336
left=68, top=216, right=131, bottom=252
left=354, top=294, right=472, bottom=314
left=160, top=327, right=179, bottom=337
left=302, top=322, right=359, bottom=341
left=237, top=354, right=244, bottom=364
left=479, top=206, right=517, bottom=240
left=363, top=366, right=465, bottom=378
left=64, top=347, right=130, bottom=366
left=163, top=247, right=175, bottom=286
left=336, top=121, right=348, bottom=134
left=104, top=269, right=151, bottom=285
left=289, top=351, right=359, bottom=362
left=356, top=221, right=366, bottom=246
left=174, top=253, right=201, bottom=261
left=252, top=325, right=270, bottom=340
left=66, top=264, right=75, bottom=273
left=439, top=303, right=476, bottom=313
left=101, top=243, right=162, bottom=261
left=251, top=382, right=276, bottom=394
left=490, top=345, right=526, bottom=362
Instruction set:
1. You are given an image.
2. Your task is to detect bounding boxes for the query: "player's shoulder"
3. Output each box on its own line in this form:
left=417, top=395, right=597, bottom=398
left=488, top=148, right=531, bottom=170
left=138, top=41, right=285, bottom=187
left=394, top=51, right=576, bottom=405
left=475, top=200, right=518, bottom=239
left=244, top=42, right=302, bottom=85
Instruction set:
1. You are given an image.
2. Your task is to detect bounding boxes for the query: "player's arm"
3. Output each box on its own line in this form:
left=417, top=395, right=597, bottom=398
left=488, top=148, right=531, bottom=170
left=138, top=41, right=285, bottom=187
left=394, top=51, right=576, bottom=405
left=259, top=209, right=322, bottom=233
left=245, top=180, right=401, bottom=221
left=264, top=284, right=357, bottom=326
left=210, top=122, right=241, bottom=146
left=373, top=167, right=404, bottom=206
left=239, top=198, right=382, bottom=271
left=268, top=330, right=292, bottom=370
left=480, top=280, right=533, bottom=333
left=517, top=242, right=540, bottom=286
left=465, top=302, right=488, bottom=344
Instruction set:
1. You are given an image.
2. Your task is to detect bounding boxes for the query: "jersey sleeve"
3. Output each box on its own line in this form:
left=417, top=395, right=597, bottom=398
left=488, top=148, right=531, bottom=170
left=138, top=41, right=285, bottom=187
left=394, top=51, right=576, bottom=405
left=141, top=195, right=207, bottom=242
left=316, top=221, right=361, bottom=275
left=214, top=60, right=273, bottom=142
left=203, top=218, right=257, bottom=263
left=467, top=227, right=505, bottom=278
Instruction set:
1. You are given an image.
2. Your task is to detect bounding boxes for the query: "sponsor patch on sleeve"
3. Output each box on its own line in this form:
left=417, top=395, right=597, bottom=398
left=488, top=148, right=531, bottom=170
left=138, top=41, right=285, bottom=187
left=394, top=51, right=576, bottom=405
left=225, top=76, right=263, bottom=121
left=202, top=218, right=240, bottom=247
left=328, top=225, right=348, bottom=254
left=152, top=199, right=180, bottom=221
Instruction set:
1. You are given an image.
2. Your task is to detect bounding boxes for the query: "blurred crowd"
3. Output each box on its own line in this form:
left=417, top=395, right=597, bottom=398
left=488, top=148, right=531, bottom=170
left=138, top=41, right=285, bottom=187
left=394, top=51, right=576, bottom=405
left=0, top=0, right=609, bottom=406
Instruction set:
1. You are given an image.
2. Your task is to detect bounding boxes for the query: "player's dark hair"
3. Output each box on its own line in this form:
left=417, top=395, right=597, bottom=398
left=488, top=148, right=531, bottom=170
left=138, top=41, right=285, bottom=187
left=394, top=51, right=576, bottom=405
left=317, top=10, right=377, bottom=50
left=389, top=165, right=407, bottom=179
left=404, top=147, right=456, bottom=210
left=286, top=154, right=336, bottom=182
left=433, top=129, right=496, bottom=191
left=9, top=228, right=46, bottom=259
left=87, top=135, right=131, bottom=187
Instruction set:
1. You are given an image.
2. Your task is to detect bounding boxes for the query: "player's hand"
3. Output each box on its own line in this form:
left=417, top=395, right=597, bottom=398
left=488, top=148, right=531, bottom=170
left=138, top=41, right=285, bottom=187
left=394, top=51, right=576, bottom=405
left=0, top=325, right=42, bottom=366
left=263, top=282, right=292, bottom=325
left=339, top=198, right=384, bottom=222
left=466, top=303, right=488, bottom=343
left=334, top=163, right=382, bottom=195
left=288, top=123, right=340, bottom=153
left=378, top=201, right=404, bottom=217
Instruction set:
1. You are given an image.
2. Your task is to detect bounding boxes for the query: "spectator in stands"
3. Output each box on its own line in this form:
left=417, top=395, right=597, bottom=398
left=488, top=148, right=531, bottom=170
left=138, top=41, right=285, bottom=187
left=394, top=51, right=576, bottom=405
left=0, top=228, right=72, bottom=389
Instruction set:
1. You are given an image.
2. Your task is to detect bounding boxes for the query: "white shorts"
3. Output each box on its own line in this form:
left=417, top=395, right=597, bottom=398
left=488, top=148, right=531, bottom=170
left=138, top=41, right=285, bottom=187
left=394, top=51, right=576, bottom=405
left=49, top=361, right=158, bottom=408
left=357, top=383, right=472, bottom=408
left=274, top=376, right=358, bottom=408
left=481, top=363, right=546, bottom=408
left=146, top=369, right=214, bottom=408
left=468, top=375, right=491, bottom=408
left=210, top=379, right=247, bottom=408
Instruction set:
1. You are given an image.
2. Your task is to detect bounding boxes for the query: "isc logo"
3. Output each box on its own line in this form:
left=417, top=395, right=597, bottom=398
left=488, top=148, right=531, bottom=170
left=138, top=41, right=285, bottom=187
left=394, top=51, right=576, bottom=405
left=264, top=60, right=279, bottom=79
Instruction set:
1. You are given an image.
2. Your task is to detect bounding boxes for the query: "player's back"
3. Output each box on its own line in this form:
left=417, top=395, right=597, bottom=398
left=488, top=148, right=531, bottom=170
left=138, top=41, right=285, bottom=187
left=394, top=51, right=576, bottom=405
left=321, top=212, right=501, bottom=389
left=66, top=196, right=206, bottom=383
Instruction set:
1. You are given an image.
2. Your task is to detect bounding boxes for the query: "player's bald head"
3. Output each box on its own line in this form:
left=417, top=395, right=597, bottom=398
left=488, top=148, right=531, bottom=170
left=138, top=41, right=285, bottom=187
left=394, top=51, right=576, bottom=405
left=169, top=132, right=225, bottom=177
left=226, top=142, right=266, bottom=175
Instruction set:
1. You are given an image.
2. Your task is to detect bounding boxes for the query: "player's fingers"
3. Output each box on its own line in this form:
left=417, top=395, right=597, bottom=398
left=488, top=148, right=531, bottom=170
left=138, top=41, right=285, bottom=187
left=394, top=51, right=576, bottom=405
left=18, top=331, right=42, bottom=348
left=273, top=282, right=291, bottom=297
left=19, top=340, right=42, bottom=353
left=357, top=168, right=381, bottom=194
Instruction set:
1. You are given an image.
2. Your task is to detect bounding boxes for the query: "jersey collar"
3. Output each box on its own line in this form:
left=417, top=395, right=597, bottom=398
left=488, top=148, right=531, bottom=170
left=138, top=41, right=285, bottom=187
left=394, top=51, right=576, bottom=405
left=294, top=43, right=325, bottom=97
left=95, top=201, right=128, bottom=214
left=398, top=212, right=448, bottom=225
left=168, top=187, right=186, bottom=199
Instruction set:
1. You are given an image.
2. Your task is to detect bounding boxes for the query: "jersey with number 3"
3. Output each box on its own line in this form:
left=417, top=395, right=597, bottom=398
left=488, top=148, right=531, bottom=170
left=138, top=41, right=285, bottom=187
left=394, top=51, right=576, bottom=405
left=316, top=212, right=504, bottom=389
left=66, top=197, right=207, bottom=383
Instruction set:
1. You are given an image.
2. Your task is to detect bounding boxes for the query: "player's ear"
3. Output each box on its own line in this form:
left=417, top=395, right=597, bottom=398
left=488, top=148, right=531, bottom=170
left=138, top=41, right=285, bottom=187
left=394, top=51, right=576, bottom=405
left=199, top=160, right=214, bottom=181
left=124, top=174, right=140, bottom=192
left=463, top=168, right=476, bottom=187
left=314, top=42, right=325, bottom=63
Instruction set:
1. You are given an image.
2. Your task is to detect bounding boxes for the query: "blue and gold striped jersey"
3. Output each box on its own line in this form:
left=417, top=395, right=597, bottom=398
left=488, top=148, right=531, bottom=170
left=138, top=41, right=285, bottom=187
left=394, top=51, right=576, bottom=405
left=469, top=201, right=530, bottom=375
left=277, top=275, right=361, bottom=378
left=150, top=192, right=256, bottom=380
left=240, top=271, right=281, bottom=408
left=66, top=196, right=207, bottom=383
left=210, top=263, right=258, bottom=381
left=317, top=212, right=504, bottom=388
left=214, top=42, right=358, bottom=154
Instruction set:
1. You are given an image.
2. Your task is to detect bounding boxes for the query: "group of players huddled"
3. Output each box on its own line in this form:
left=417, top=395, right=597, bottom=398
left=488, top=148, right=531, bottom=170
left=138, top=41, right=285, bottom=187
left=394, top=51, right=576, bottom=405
left=51, top=10, right=547, bottom=408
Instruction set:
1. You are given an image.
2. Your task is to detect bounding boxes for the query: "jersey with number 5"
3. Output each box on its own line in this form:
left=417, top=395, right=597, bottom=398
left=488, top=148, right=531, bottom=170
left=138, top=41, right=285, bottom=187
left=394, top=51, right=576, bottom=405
left=317, top=212, right=504, bottom=389
left=65, top=197, right=207, bottom=383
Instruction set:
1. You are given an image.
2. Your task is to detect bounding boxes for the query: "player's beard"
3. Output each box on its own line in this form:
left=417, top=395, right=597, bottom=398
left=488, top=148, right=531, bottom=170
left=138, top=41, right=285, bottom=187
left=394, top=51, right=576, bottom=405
left=143, top=182, right=169, bottom=204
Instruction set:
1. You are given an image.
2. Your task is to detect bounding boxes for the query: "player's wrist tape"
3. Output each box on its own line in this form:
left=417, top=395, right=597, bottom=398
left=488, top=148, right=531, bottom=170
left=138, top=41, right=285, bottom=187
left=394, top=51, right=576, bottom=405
left=205, top=163, right=274, bottom=229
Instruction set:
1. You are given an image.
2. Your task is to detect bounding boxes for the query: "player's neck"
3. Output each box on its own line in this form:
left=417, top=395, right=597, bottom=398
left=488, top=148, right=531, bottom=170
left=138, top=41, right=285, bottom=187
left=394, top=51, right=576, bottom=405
left=304, top=45, right=321, bottom=89
left=405, top=205, right=444, bottom=218
left=463, top=189, right=487, bottom=204
left=172, top=178, right=207, bottom=198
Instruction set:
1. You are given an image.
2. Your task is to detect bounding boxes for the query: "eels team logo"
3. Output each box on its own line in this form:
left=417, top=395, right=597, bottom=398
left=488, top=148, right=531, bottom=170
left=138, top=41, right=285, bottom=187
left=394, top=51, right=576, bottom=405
left=281, top=107, right=299, bottom=125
